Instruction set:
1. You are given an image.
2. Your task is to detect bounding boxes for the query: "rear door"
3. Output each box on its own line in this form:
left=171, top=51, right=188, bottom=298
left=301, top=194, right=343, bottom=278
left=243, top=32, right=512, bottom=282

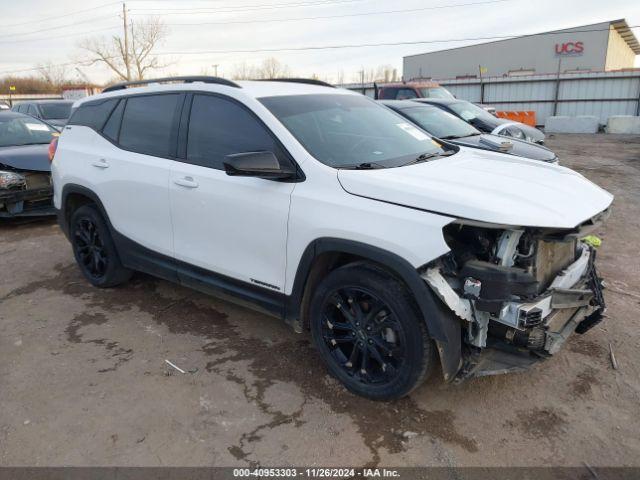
left=169, top=93, right=295, bottom=293
left=98, top=93, right=182, bottom=256
left=65, top=93, right=182, bottom=257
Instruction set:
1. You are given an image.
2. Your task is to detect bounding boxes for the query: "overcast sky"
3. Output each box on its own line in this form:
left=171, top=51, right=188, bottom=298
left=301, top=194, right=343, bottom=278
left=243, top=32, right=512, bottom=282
left=1, top=0, right=639, bottom=84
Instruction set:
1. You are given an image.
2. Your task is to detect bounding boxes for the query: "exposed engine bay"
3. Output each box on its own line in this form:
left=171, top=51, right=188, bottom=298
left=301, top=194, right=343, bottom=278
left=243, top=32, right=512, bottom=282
left=423, top=215, right=608, bottom=381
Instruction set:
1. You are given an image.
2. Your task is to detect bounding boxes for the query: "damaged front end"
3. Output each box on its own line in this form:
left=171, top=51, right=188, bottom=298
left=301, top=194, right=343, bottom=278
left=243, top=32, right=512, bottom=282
left=423, top=213, right=608, bottom=381
left=0, top=167, right=54, bottom=217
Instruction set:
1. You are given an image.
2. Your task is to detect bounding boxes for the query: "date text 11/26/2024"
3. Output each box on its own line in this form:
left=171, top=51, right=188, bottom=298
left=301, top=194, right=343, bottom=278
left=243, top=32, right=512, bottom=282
left=233, top=468, right=401, bottom=478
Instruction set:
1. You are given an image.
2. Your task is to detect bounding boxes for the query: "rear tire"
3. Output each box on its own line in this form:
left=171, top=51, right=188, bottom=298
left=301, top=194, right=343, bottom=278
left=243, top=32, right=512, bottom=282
left=70, top=204, right=132, bottom=288
left=309, top=263, right=434, bottom=400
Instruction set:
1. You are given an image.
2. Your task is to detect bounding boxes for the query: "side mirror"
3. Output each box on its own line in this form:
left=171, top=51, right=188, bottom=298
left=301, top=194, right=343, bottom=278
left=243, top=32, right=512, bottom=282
left=223, top=151, right=296, bottom=180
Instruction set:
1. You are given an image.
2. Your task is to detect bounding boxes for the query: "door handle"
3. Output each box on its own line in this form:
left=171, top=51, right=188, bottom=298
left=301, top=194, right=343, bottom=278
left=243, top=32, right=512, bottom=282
left=91, top=158, right=109, bottom=169
left=173, top=176, right=199, bottom=188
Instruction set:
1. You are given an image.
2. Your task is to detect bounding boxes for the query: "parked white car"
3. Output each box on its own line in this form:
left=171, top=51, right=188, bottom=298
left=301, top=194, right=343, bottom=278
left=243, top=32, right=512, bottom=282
left=51, top=77, right=613, bottom=399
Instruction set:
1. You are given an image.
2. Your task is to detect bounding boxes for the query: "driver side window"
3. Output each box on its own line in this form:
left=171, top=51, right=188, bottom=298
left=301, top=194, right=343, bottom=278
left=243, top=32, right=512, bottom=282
left=186, top=94, right=284, bottom=170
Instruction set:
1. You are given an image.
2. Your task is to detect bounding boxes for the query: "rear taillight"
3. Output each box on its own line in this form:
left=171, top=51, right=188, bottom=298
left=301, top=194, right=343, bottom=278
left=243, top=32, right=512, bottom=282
left=48, top=136, right=59, bottom=162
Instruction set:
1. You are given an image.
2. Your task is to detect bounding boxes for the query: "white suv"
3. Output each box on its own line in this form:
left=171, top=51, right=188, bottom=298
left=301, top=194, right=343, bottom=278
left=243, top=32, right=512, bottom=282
left=51, top=77, right=613, bottom=400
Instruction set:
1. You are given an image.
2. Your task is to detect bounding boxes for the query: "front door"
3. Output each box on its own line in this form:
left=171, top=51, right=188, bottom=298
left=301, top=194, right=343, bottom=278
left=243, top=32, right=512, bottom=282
left=169, top=93, right=295, bottom=294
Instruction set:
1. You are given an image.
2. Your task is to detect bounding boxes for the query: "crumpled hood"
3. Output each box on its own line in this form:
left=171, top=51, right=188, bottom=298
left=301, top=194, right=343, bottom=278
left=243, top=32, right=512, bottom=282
left=337, top=148, right=613, bottom=229
left=0, top=144, right=51, bottom=172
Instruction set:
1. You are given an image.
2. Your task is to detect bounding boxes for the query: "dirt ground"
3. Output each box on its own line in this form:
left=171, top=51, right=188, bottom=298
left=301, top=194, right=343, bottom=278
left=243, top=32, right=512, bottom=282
left=1, top=134, right=639, bottom=468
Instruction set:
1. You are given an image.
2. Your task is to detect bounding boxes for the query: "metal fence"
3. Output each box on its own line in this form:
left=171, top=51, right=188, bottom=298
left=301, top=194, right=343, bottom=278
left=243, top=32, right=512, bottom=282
left=0, top=93, right=63, bottom=106
left=339, top=70, right=640, bottom=126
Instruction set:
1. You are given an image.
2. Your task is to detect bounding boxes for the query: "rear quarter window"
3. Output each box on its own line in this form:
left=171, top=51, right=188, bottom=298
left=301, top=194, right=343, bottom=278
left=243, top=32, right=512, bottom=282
left=118, top=94, right=181, bottom=158
left=68, top=98, right=119, bottom=131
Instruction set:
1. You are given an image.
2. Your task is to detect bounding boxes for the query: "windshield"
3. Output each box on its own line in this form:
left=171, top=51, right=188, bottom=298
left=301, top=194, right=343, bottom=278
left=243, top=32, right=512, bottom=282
left=400, top=105, right=479, bottom=138
left=260, top=94, right=446, bottom=168
left=419, top=87, right=454, bottom=99
left=0, top=116, right=57, bottom=147
left=39, top=103, right=73, bottom=120
left=448, top=101, right=496, bottom=123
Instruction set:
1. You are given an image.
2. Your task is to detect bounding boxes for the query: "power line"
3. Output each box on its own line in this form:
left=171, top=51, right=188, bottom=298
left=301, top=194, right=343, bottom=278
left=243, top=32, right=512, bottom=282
left=0, top=14, right=117, bottom=39
left=129, top=0, right=362, bottom=14
left=148, top=0, right=512, bottom=25
left=0, top=26, right=121, bottom=45
left=1, top=24, right=638, bottom=76
left=155, top=26, right=640, bottom=54
left=2, top=1, right=121, bottom=29
left=0, top=0, right=510, bottom=55
left=0, top=0, right=360, bottom=39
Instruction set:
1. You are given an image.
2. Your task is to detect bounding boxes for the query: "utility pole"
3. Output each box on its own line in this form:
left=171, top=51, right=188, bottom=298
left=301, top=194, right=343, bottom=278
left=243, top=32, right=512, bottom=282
left=123, top=2, right=131, bottom=81
left=553, top=56, right=562, bottom=116
left=212, top=64, right=219, bottom=76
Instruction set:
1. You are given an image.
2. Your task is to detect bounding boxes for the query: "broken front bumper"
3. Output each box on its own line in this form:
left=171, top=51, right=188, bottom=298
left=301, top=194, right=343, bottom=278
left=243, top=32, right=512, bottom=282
left=423, top=244, right=605, bottom=381
left=0, top=185, right=55, bottom=217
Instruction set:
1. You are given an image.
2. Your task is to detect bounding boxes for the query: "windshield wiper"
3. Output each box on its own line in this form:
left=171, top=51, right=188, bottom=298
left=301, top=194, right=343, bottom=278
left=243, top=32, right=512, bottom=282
left=440, top=133, right=480, bottom=140
left=340, top=162, right=386, bottom=170
left=401, top=150, right=455, bottom=166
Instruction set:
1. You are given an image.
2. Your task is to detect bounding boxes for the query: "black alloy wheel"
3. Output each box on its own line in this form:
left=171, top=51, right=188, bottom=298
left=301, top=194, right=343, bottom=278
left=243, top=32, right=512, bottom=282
left=70, top=204, right=132, bottom=288
left=74, top=217, right=108, bottom=279
left=310, top=264, right=433, bottom=400
left=320, top=287, right=406, bottom=386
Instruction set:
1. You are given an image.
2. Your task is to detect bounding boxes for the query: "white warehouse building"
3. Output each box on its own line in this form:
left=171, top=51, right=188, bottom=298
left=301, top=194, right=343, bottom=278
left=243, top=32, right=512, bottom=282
left=403, top=20, right=640, bottom=81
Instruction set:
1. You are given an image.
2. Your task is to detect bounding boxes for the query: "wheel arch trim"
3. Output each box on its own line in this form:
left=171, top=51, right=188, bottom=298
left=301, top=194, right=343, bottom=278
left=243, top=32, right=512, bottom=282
left=288, top=237, right=453, bottom=343
left=287, top=237, right=462, bottom=380
left=58, top=184, right=112, bottom=238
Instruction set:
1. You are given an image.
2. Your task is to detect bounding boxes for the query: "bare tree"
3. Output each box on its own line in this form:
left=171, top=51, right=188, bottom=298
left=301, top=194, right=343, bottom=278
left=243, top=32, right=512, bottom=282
left=78, top=17, right=168, bottom=81
left=231, top=61, right=259, bottom=80
left=353, top=64, right=397, bottom=84
left=231, top=57, right=291, bottom=80
left=37, top=62, right=68, bottom=87
left=257, top=57, right=291, bottom=79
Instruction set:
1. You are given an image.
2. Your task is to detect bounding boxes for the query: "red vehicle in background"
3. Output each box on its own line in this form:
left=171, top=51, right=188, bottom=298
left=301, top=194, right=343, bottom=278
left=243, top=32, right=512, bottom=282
left=374, top=81, right=456, bottom=100
left=374, top=81, right=497, bottom=115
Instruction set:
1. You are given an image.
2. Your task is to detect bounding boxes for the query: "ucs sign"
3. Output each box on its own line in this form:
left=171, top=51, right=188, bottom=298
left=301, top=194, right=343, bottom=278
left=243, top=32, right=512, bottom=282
left=555, top=41, right=584, bottom=56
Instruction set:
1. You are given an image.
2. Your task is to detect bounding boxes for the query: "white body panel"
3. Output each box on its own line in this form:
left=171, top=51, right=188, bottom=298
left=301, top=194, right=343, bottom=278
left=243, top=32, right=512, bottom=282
left=53, top=127, right=173, bottom=255
left=338, top=149, right=613, bottom=229
left=169, top=164, right=294, bottom=290
left=282, top=159, right=454, bottom=295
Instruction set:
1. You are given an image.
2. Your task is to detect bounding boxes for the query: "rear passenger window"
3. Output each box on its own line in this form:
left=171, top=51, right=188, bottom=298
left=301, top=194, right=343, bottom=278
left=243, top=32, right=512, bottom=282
left=102, top=99, right=124, bottom=142
left=68, top=98, right=118, bottom=130
left=28, top=105, right=38, bottom=116
left=187, top=94, right=281, bottom=170
left=119, top=94, right=180, bottom=158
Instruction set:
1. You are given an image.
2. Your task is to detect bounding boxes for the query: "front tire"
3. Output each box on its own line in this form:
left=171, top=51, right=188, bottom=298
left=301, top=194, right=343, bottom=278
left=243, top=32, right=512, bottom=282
left=310, top=263, right=434, bottom=400
left=70, top=204, right=132, bottom=288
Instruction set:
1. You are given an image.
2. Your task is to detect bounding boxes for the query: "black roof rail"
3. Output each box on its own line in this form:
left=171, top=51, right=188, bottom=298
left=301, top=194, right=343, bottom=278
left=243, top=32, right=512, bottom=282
left=257, top=78, right=335, bottom=88
left=102, top=76, right=241, bottom=93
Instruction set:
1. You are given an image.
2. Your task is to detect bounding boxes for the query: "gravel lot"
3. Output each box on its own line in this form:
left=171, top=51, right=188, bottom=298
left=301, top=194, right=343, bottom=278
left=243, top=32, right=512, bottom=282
left=1, top=134, right=639, bottom=468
